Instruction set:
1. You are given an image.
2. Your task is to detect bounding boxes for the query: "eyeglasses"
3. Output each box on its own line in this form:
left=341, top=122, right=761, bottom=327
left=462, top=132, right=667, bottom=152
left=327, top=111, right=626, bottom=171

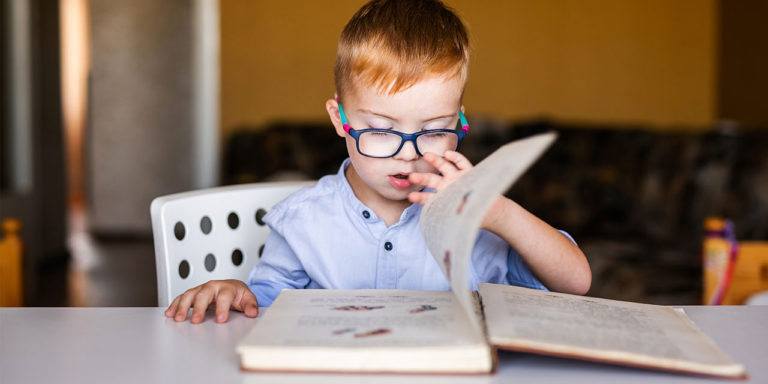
left=338, top=102, right=469, bottom=158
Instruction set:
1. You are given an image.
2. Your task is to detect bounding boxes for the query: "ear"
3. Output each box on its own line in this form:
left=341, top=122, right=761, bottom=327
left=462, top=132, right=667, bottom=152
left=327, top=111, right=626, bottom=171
left=326, top=99, right=347, bottom=138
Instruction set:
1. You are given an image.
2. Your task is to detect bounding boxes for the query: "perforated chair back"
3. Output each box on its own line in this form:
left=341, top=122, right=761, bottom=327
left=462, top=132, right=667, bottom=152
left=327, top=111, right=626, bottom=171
left=150, top=181, right=314, bottom=307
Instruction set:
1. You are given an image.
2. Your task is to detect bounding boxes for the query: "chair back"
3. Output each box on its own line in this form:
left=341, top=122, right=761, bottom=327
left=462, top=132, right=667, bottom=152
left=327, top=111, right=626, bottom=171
left=151, top=181, right=314, bottom=307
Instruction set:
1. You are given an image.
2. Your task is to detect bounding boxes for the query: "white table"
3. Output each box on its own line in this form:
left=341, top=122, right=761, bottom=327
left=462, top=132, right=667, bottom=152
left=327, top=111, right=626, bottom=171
left=1, top=306, right=766, bottom=383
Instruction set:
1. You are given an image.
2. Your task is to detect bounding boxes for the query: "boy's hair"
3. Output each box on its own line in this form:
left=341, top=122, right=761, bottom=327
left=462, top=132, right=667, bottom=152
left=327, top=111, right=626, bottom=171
left=334, top=0, right=469, bottom=99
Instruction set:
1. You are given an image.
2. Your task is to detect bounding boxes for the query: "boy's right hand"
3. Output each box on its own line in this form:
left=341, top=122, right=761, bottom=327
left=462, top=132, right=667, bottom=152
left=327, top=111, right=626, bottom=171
left=164, top=279, right=259, bottom=324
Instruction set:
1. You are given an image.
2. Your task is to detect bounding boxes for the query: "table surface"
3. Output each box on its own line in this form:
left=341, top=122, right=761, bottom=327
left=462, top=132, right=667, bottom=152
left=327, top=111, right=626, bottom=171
left=1, top=306, right=766, bottom=384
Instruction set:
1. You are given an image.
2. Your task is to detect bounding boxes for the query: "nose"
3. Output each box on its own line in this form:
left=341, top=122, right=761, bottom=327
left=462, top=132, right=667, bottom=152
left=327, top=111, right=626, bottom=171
left=393, top=138, right=420, bottom=161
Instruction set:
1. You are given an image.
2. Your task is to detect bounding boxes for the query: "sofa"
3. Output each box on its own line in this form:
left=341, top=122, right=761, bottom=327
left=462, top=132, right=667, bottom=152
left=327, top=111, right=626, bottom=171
left=223, top=119, right=768, bottom=305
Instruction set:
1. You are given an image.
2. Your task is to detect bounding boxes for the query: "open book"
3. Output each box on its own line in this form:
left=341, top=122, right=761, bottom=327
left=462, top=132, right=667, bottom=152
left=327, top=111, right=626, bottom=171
left=236, top=133, right=746, bottom=378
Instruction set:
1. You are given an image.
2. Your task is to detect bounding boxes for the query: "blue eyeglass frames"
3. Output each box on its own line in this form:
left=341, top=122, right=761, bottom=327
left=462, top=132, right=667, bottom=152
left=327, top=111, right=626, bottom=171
left=337, top=102, right=469, bottom=158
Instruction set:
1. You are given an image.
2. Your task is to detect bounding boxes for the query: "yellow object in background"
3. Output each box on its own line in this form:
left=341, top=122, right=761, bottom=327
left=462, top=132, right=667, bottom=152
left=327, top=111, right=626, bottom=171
left=0, top=218, right=23, bottom=307
left=702, top=217, right=768, bottom=305
left=725, top=243, right=768, bottom=305
left=702, top=218, right=734, bottom=305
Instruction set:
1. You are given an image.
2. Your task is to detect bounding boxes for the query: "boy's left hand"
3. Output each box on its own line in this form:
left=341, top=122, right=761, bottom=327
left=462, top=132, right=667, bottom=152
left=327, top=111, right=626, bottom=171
left=408, top=150, right=473, bottom=205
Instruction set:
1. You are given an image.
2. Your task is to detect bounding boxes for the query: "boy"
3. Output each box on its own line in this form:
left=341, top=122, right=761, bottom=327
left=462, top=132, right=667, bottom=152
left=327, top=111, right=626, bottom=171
left=165, top=0, right=590, bottom=324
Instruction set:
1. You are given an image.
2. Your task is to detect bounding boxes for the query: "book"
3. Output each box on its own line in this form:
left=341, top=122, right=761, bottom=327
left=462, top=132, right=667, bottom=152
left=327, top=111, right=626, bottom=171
left=236, top=133, right=746, bottom=378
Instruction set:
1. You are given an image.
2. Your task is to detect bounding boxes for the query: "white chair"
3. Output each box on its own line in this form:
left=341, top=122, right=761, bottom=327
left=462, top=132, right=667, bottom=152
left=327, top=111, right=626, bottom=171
left=150, top=181, right=315, bottom=307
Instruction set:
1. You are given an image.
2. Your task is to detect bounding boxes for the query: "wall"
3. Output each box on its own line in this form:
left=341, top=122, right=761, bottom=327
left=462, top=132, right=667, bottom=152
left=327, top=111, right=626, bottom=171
left=88, top=0, right=194, bottom=234
left=458, top=0, right=716, bottom=128
left=718, top=0, right=768, bottom=125
left=220, top=0, right=717, bottom=139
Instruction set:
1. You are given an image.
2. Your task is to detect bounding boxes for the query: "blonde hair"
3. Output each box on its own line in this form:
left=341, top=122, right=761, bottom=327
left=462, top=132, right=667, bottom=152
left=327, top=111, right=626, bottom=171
left=334, top=0, right=470, bottom=99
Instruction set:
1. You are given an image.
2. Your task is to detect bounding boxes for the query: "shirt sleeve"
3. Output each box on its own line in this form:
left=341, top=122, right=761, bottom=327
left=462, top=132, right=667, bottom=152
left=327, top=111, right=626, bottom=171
left=246, top=223, right=310, bottom=307
left=506, top=246, right=549, bottom=291
left=470, top=230, right=512, bottom=286
left=506, top=230, right=577, bottom=291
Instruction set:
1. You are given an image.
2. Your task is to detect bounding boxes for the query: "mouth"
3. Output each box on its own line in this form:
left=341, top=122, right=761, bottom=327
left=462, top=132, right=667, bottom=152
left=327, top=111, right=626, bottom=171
left=388, top=173, right=412, bottom=189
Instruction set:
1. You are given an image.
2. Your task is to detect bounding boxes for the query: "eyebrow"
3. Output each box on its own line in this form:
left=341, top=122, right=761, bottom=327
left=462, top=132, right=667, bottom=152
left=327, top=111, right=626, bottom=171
left=357, top=108, right=457, bottom=123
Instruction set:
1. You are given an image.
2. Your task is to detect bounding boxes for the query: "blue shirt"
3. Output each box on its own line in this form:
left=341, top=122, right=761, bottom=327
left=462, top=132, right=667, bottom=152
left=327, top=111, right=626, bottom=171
left=247, top=159, right=553, bottom=306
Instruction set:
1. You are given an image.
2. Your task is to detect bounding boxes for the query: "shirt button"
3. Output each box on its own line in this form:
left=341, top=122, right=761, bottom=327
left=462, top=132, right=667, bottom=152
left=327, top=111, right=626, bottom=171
left=384, top=241, right=393, bottom=251
left=362, top=210, right=370, bottom=219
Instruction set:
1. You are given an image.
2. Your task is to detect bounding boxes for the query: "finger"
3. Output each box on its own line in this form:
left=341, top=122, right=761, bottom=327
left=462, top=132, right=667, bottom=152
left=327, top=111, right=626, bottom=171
left=423, top=152, right=459, bottom=177
left=239, top=291, right=260, bottom=318
left=232, top=280, right=259, bottom=317
left=419, top=152, right=443, bottom=171
left=408, top=191, right=433, bottom=205
left=165, top=296, right=180, bottom=317
left=173, top=287, right=199, bottom=322
left=443, top=150, right=473, bottom=171
left=214, top=287, right=235, bottom=323
left=422, top=152, right=442, bottom=168
left=190, top=285, right=216, bottom=324
left=409, top=172, right=443, bottom=190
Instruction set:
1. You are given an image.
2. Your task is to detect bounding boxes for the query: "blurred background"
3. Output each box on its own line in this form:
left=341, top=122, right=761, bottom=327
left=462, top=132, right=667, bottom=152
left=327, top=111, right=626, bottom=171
left=1, top=0, right=766, bottom=307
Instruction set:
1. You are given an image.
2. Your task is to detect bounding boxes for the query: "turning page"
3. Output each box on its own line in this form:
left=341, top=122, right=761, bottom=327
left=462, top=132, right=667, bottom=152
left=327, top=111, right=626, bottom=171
left=479, top=283, right=746, bottom=378
left=420, top=133, right=557, bottom=332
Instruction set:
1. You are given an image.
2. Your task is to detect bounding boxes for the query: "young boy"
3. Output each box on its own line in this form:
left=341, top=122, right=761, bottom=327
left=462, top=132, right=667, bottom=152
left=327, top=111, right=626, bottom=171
left=165, top=0, right=590, bottom=324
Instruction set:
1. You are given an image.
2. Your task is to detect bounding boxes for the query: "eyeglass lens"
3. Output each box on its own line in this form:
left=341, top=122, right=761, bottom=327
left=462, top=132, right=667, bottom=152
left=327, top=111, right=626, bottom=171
left=358, top=131, right=460, bottom=157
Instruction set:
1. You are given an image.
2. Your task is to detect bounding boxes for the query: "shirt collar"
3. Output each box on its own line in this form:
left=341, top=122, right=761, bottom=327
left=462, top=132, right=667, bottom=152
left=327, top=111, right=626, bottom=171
left=334, top=158, right=422, bottom=226
left=335, top=159, right=378, bottom=222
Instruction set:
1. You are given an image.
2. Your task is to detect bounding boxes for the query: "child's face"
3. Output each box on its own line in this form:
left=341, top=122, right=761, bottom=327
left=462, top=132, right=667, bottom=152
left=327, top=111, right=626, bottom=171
left=327, top=75, right=465, bottom=204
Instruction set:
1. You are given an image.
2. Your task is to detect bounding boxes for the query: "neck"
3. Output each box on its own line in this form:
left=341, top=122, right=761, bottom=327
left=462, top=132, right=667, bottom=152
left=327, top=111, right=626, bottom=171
left=345, top=165, right=410, bottom=227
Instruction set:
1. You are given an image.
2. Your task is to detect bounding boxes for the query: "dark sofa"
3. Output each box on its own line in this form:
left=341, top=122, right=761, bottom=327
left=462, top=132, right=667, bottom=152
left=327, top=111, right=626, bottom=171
left=223, top=120, right=768, bottom=305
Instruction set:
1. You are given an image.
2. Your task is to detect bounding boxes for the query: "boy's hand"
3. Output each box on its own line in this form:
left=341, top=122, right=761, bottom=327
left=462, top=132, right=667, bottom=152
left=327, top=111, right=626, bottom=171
left=409, top=150, right=507, bottom=231
left=164, top=279, right=259, bottom=324
left=408, top=150, right=473, bottom=205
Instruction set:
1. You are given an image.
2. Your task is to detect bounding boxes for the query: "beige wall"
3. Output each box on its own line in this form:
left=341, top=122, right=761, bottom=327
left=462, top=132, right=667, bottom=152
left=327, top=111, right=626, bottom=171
left=221, top=0, right=717, bottom=138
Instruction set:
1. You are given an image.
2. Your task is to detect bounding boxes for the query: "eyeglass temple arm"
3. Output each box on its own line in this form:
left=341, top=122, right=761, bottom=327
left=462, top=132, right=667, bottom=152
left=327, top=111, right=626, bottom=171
left=335, top=94, right=353, bottom=133
left=338, top=102, right=352, bottom=133
left=459, top=110, right=469, bottom=133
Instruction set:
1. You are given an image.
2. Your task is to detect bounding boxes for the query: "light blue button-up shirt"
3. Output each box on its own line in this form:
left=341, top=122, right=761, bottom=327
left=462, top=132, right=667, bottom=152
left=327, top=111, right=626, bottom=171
left=247, top=159, right=555, bottom=306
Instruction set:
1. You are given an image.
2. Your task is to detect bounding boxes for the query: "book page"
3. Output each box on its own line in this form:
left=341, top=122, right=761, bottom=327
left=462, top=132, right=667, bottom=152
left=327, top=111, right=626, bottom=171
left=239, top=289, right=487, bottom=348
left=420, top=133, right=557, bottom=332
left=479, top=283, right=745, bottom=376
